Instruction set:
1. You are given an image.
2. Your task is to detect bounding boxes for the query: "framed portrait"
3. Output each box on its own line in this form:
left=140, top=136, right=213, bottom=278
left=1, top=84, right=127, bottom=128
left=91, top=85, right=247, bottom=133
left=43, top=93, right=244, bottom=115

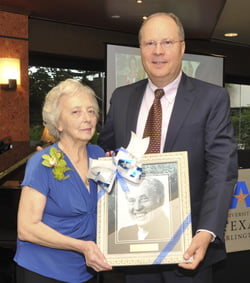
left=96, top=151, right=192, bottom=266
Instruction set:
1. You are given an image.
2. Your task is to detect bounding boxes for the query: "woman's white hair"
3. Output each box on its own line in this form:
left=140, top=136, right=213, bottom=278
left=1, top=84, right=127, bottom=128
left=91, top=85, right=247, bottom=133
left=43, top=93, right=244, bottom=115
left=42, top=78, right=99, bottom=140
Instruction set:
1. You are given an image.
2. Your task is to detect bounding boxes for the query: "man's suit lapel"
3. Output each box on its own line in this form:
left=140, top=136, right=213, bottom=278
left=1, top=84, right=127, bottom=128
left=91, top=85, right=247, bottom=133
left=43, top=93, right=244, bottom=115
left=126, top=80, right=147, bottom=134
left=164, top=74, right=197, bottom=151
left=123, top=76, right=196, bottom=152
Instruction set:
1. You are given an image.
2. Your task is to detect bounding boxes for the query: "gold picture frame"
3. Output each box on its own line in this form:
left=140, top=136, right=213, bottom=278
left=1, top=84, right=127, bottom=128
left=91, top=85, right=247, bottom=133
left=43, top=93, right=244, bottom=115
left=97, top=151, right=192, bottom=266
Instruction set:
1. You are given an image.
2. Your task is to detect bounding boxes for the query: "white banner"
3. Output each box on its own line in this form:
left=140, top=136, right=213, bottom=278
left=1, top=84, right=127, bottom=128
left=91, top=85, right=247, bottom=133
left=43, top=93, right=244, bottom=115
left=225, top=169, right=250, bottom=253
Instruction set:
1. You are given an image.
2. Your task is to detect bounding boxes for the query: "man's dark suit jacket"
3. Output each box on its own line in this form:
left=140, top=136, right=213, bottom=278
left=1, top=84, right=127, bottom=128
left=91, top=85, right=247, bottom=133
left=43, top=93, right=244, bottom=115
left=98, top=73, right=238, bottom=269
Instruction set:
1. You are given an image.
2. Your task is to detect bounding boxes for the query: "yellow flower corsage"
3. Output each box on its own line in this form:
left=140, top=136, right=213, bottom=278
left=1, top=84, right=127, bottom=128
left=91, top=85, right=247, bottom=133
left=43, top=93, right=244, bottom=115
left=42, top=147, right=71, bottom=180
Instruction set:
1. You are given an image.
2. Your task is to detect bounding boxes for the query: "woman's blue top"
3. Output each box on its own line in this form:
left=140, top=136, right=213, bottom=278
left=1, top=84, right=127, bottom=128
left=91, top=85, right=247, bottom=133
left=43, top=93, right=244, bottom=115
left=14, top=142, right=105, bottom=283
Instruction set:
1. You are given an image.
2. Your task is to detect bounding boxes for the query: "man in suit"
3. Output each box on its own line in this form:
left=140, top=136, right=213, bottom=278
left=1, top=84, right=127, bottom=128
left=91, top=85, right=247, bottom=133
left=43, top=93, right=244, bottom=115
left=118, top=178, right=170, bottom=241
left=98, top=12, right=238, bottom=283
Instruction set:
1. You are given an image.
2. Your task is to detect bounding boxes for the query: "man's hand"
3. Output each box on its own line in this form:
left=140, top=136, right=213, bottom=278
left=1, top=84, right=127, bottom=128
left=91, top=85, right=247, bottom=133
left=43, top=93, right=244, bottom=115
left=105, top=151, right=114, bottom=157
left=178, top=231, right=212, bottom=270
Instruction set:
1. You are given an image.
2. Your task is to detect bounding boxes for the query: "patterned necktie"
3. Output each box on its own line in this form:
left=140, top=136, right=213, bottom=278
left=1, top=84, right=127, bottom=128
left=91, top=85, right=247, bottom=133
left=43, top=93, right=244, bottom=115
left=143, top=89, right=165, bottom=153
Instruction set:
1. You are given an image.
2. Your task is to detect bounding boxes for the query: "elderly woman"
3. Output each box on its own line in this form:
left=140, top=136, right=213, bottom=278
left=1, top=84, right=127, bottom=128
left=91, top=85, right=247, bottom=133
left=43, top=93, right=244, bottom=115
left=14, top=79, right=111, bottom=283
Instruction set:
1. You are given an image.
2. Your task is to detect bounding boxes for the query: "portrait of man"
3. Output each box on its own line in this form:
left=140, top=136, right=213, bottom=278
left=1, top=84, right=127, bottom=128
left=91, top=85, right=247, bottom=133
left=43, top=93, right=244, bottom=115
left=117, top=177, right=171, bottom=241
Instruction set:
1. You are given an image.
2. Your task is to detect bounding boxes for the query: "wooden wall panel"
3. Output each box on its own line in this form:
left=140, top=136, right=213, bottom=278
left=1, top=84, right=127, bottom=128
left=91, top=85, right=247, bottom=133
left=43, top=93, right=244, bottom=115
left=0, top=11, right=29, bottom=142
left=0, top=11, right=28, bottom=38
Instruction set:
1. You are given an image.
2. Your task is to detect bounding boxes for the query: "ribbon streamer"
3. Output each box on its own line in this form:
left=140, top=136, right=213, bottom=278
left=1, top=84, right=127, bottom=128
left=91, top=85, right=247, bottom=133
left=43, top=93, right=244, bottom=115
left=153, top=213, right=192, bottom=264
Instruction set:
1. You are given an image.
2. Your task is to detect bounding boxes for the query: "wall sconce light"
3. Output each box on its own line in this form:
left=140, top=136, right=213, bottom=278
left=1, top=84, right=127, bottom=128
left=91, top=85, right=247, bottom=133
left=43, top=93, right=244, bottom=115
left=0, top=58, right=21, bottom=90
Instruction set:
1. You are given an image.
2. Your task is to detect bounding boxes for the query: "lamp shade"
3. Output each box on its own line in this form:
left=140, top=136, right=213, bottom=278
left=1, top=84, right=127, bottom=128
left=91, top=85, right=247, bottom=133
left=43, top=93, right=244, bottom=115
left=0, top=58, right=21, bottom=85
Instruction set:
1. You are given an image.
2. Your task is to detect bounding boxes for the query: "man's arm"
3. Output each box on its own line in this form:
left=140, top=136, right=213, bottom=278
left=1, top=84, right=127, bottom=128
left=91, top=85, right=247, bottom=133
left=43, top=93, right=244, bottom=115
left=181, top=86, right=238, bottom=269
left=98, top=111, right=116, bottom=152
left=197, top=87, right=238, bottom=240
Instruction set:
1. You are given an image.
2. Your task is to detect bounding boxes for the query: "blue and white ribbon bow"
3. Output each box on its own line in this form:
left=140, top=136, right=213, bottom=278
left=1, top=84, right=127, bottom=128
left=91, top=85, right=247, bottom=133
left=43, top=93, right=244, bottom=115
left=87, top=132, right=149, bottom=193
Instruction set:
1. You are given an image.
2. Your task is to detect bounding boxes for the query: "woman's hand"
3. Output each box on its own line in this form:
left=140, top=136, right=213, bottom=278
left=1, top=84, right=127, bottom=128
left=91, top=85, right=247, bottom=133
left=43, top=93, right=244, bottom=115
left=81, top=241, right=112, bottom=272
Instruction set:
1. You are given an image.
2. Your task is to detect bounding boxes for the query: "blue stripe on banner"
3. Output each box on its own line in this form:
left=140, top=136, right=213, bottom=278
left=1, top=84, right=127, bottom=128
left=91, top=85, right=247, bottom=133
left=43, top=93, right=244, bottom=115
left=153, top=213, right=192, bottom=264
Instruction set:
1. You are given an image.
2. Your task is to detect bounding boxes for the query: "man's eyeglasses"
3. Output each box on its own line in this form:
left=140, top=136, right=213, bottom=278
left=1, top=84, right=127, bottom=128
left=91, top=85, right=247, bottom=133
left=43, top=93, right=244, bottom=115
left=141, top=40, right=184, bottom=50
